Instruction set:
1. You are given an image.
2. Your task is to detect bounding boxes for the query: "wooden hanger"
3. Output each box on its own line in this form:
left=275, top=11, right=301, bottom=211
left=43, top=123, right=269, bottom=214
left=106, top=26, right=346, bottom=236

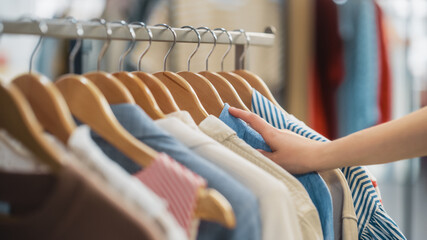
left=200, top=71, right=249, bottom=111
left=195, top=188, right=236, bottom=228
left=56, top=76, right=235, bottom=227
left=12, top=74, right=76, bottom=144
left=154, top=71, right=208, bottom=123
left=114, top=72, right=165, bottom=119
left=152, top=24, right=208, bottom=123
left=84, top=19, right=135, bottom=104
left=112, top=22, right=164, bottom=119
left=232, top=27, right=282, bottom=108
left=10, top=21, right=76, bottom=144
left=177, top=26, right=224, bottom=117
left=129, top=22, right=180, bottom=114
left=198, top=27, right=249, bottom=111
left=132, top=71, right=180, bottom=114
left=0, top=83, right=62, bottom=171
left=218, top=71, right=253, bottom=109
left=55, top=74, right=157, bottom=167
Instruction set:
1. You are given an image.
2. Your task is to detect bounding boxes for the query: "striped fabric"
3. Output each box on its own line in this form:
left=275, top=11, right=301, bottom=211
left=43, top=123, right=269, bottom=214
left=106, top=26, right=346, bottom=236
left=134, top=153, right=206, bottom=237
left=251, top=89, right=406, bottom=240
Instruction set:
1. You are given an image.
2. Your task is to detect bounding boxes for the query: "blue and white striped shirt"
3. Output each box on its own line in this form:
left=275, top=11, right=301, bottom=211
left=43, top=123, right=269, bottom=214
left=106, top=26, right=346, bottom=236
left=251, top=89, right=406, bottom=240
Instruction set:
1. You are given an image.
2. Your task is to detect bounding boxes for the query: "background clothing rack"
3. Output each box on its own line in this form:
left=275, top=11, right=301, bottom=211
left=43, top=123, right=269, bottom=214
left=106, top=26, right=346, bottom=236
left=2, top=19, right=275, bottom=69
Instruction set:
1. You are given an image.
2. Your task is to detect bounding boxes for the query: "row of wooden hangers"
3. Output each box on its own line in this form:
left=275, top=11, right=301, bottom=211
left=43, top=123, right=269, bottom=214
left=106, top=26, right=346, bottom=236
left=0, top=18, right=281, bottom=229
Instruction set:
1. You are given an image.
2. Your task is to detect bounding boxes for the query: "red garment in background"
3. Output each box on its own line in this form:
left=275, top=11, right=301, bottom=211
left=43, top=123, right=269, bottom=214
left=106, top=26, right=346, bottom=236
left=308, top=61, right=329, bottom=138
left=375, top=3, right=392, bottom=123
left=309, top=0, right=344, bottom=140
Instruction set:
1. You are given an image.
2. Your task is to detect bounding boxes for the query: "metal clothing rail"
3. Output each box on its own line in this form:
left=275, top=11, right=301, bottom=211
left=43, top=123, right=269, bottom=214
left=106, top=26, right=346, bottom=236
left=2, top=19, right=275, bottom=47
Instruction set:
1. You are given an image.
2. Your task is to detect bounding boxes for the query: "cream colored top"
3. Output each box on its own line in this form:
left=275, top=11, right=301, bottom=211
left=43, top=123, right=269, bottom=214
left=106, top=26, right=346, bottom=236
left=199, top=115, right=324, bottom=240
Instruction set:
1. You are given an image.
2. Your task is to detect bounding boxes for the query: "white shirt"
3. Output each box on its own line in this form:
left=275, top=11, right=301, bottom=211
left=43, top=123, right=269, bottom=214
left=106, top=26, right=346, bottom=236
left=156, top=111, right=304, bottom=240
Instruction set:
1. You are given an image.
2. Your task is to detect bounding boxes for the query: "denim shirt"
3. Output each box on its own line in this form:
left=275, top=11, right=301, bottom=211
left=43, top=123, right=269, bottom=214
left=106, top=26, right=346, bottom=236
left=219, top=103, right=334, bottom=240
left=85, top=103, right=262, bottom=240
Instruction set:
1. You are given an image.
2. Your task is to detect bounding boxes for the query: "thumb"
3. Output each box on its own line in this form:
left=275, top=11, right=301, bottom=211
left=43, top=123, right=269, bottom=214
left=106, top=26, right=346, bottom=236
left=228, top=107, right=278, bottom=146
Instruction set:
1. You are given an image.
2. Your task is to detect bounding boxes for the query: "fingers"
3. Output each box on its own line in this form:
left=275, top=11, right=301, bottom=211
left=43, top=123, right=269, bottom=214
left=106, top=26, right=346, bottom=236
left=228, top=107, right=277, bottom=144
left=257, top=149, right=275, bottom=160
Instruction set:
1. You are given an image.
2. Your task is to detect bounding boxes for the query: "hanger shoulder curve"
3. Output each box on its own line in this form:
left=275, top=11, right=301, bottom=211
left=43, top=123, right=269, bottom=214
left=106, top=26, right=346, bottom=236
left=218, top=72, right=253, bottom=109
left=200, top=71, right=249, bottom=111
left=113, top=72, right=165, bottom=120
left=0, top=83, right=62, bottom=171
left=12, top=73, right=76, bottom=144
left=84, top=71, right=135, bottom=104
left=233, top=70, right=281, bottom=107
left=132, top=71, right=180, bottom=114
left=195, top=187, right=236, bottom=229
left=154, top=71, right=208, bottom=124
left=55, top=74, right=156, bottom=167
left=178, top=71, right=224, bottom=117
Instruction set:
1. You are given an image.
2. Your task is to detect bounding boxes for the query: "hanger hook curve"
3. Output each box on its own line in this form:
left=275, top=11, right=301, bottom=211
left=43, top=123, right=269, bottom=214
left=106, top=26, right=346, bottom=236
left=181, top=26, right=200, bottom=71
left=90, top=18, right=111, bottom=71
left=130, top=22, right=152, bottom=71
left=111, top=20, right=136, bottom=72
left=154, top=23, right=176, bottom=71
left=66, top=17, right=83, bottom=74
left=214, top=28, right=232, bottom=72
left=27, top=18, right=48, bottom=73
left=197, top=26, right=217, bottom=71
left=233, top=29, right=250, bottom=69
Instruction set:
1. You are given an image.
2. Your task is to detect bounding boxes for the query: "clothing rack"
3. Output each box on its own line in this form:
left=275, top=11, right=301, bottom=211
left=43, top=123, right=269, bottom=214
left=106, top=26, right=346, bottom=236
left=2, top=19, right=275, bottom=69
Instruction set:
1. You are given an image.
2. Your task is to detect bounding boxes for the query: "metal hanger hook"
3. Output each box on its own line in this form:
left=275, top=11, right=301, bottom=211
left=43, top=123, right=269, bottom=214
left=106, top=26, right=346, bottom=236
left=214, top=28, right=232, bottom=72
left=28, top=18, right=48, bottom=74
left=233, top=29, right=250, bottom=69
left=111, top=20, right=136, bottom=72
left=130, top=22, right=152, bottom=71
left=154, top=23, right=176, bottom=71
left=197, top=27, right=217, bottom=71
left=90, top=18, right=111, bottom=71
left=66, top=17, right=83, bottom=74
left=181, top=26, right=200, bottom=71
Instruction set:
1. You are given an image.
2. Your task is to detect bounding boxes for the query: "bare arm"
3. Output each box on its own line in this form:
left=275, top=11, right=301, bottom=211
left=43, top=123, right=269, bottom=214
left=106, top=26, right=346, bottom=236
left=228, top=106, right=427, bottom=174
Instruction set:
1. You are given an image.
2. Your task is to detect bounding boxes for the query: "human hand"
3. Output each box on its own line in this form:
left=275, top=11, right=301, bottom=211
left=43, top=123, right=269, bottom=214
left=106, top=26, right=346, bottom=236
left=228, top=107, right=328, bottom=174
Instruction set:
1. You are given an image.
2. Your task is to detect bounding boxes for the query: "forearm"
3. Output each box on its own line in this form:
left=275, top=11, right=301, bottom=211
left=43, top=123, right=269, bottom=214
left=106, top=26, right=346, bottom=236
left=317, top=107, right=427, bottom=170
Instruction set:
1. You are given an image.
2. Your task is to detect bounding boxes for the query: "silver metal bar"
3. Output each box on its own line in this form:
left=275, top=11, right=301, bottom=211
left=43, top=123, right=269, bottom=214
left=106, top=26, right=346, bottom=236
left=2, top=20, right=275, bottom=47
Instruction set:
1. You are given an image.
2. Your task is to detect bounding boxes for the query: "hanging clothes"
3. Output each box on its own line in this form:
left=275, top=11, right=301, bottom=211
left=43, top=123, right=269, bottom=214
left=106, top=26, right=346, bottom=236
left=251, top=89, right=406, bottom=240
left=218, top=103, right=334, bottom=240
left=375, top=2, right=392, bottom=124
left=134, top=153, right=205, bottom=238
left=336, top=0, right=380, bottom=137
left=83, top=103, right=263, bottom=240
left=311, top=0, right=345, bottom=140
left=157, top=111, right=304, bottom=240
left=198, top=115, right=324, bottom=240
left=0, top=131, right=162, bottom=240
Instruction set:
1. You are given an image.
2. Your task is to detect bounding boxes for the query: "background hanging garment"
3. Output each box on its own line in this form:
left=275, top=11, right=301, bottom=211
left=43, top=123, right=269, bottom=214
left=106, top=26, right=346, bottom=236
left=310, top=0, right=345, bottom=140
left=336, top=0, right=380, bottom=137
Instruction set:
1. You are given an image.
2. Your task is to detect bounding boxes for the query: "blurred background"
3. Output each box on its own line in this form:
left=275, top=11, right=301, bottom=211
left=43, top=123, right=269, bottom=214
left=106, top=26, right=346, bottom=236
left=0, top=0, right=426, bottom=239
